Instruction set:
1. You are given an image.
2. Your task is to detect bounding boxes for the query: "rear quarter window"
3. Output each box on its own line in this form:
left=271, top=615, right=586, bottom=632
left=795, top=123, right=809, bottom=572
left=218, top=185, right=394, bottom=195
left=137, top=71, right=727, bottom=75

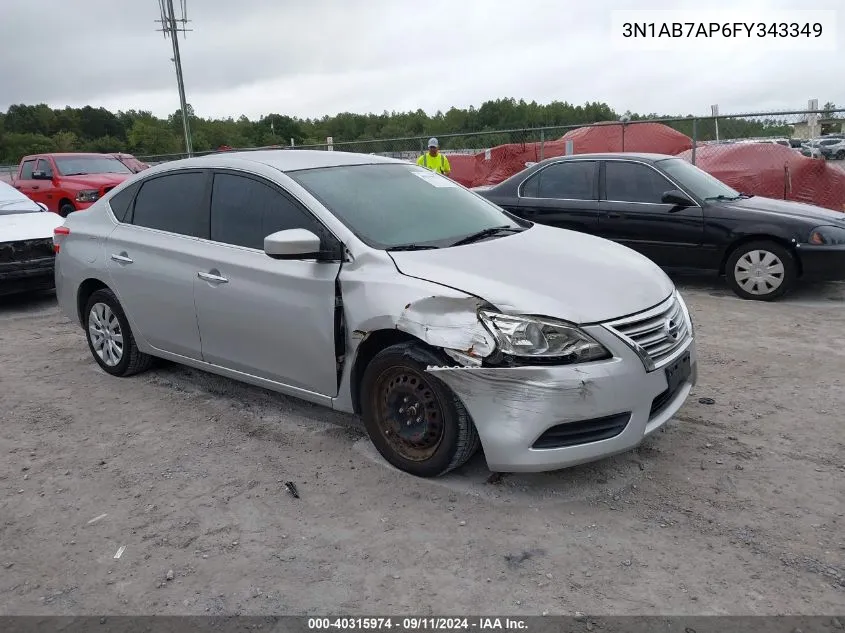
left=107, top=181, right=141, bottom=223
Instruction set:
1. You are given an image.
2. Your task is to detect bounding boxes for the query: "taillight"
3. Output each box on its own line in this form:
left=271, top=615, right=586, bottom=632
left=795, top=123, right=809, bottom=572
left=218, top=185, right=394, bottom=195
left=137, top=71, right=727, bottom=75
left=53, top=226, right=70, bottom=253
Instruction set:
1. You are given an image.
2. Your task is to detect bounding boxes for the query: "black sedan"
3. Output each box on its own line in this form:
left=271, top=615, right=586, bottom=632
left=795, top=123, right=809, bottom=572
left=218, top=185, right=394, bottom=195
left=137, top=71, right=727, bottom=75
left=476, top=153, right=845, bottom=301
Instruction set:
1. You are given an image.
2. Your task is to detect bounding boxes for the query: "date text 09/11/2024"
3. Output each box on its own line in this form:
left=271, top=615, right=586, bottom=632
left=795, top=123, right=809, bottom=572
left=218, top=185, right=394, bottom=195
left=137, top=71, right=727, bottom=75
left=307, top=618, right=528, bottom=630
left=621, top=22, right=823, bottom=38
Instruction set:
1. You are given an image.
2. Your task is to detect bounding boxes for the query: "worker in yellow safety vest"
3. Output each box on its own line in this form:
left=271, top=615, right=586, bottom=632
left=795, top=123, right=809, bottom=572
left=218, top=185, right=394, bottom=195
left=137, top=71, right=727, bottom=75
left=417, top=138, right=451, bottom=176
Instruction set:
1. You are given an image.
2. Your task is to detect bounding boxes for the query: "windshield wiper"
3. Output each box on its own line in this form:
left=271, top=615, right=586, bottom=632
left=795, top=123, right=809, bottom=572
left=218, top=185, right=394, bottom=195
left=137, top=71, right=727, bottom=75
left=705, top=194, right=742, bottom=201
left=449, top=225, right=523, bottom=247
left=385, top=244, right=440, bottom=252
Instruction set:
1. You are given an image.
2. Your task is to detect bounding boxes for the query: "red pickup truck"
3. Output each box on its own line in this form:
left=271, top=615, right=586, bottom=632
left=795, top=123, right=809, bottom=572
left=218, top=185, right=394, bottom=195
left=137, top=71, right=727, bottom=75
left=13, top=153, right=135, bottom=216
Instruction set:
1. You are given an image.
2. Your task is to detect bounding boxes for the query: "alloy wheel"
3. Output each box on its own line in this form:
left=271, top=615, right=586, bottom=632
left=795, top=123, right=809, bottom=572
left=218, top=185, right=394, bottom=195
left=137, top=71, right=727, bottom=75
left=88, top=302, right=124, bottom=366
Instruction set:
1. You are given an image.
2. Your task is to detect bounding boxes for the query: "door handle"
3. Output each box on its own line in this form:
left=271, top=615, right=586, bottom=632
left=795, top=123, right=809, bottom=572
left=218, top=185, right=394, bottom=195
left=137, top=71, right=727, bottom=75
left=607, top=212, right=623, bottom=219
left=197, top=271, right=228, bottom=284
left=32, top=185, right=40, bottom=190
left=110, top=253, right=134, bottom=264
left=14, top=185, right=22, bottom=190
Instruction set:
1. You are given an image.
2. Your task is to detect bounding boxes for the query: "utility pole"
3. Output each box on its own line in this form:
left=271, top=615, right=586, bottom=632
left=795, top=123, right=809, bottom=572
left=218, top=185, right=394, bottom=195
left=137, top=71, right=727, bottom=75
left=156, top=0, right=193, bottom=156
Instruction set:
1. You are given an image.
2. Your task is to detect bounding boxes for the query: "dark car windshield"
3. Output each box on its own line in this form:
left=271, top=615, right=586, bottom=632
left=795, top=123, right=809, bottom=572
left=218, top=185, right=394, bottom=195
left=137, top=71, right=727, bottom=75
left=54, top=156, right=132, bottom=176
left=287, top=163, right=522, bottom=249
left=656, top=157, right=741, bottom=201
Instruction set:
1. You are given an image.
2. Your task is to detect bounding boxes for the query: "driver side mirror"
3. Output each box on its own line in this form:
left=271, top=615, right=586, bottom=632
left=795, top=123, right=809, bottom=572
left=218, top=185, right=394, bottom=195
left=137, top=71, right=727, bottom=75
left=662, top=189, right=693, bottom=207
left=32, top=170, right=52, bottom=180
left=264, top=228, right=322, bottom=260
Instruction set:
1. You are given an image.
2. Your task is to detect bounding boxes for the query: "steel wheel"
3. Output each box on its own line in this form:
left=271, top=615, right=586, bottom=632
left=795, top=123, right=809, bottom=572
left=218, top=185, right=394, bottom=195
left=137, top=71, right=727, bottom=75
left=88, top=302, right=124, bottom=367
left=733, top=249, right=785, bottom=296
left=373, top=366, right=445, bottom=462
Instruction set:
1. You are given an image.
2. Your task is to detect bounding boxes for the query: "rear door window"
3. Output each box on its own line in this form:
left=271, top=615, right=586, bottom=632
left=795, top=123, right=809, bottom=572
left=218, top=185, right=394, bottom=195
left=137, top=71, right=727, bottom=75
left=20, top=160, right=35, bottom=179
left=521, top=161, right=597, bottom=200
left=130, top=171, right=209, bottom=237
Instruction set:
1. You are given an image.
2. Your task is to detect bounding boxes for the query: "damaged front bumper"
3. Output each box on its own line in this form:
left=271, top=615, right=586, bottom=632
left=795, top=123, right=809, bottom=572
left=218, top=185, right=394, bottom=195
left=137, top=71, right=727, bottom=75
left=0, top=256, right=56, bottom=296
left=428, top=327, right=697, bottom=473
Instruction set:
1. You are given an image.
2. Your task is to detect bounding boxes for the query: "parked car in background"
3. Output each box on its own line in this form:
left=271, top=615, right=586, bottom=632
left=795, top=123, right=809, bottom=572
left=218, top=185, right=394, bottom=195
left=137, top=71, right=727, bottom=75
left=111, top=153, right=150, bottom=173
left=476, top=153, right=845, bottom=301
left=14, top=153, right=135, bottom=217
left=0, top=180, right=63, bottom=296
left=816, top=138, right=845, bottom=160
left=800, top=140, right=823, bottom=159
left=54, top=150, right=696, bottom=478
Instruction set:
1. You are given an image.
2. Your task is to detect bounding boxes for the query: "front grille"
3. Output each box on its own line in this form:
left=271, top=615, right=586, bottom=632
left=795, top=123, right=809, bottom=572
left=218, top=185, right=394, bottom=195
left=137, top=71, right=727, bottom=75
left=0, top=238, right=54, bottom=263
left=531, top=413, right=630, bottom=450
left=604, top=293, right=690, bottom=370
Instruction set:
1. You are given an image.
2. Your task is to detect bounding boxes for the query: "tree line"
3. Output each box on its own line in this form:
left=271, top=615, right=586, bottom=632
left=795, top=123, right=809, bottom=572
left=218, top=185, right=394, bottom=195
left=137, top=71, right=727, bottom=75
left=0, top=98, right=836, bottom=164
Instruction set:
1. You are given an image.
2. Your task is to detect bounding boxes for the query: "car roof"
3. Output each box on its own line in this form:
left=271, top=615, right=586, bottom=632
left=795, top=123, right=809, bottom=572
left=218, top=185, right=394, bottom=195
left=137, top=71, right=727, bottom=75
left=534, top=152, right=676, bottom=164
left=21, top=152, right=118, bottom=160
left=154, top=149, right=402, bottom=173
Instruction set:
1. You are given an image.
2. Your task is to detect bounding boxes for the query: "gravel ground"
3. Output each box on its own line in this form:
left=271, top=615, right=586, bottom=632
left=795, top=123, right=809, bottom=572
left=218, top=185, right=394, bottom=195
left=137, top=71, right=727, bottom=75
left=0, top=279, right=843, bottom=616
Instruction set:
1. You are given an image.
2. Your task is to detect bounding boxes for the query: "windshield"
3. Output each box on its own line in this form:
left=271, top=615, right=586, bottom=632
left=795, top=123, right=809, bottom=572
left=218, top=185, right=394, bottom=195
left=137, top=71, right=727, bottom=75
left=287, top=163, right=522, bottom=249
left=55, top=156, right=132, bottom=176
left=0, top=184, right=41, bottom=215
left=655, top=157, right=741, bottom=201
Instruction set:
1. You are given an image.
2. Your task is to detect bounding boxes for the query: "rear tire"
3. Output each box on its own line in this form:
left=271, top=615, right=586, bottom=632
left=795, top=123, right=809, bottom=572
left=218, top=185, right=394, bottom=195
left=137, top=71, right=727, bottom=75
left=836, top=150, right=845, bottom=160
left=725, top=240, right=796, bottom=301
left=84, top=288, right=153, bottom=377
left=360, top=342, right=480, bottom=477
left=59, top=201, right=75, bottom=217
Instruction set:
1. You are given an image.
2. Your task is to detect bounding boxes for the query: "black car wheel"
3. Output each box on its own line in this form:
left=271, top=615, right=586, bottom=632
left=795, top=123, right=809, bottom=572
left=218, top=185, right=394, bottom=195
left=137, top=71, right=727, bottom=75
left=59, top=202, right=75, bottom=217
left=360, top=342, right=480, bottom=478
left=836, top=150, right=845, bottom=160
left=726, top=240, right=796, bottom=301
left=84, top=288, right=153, bottom=377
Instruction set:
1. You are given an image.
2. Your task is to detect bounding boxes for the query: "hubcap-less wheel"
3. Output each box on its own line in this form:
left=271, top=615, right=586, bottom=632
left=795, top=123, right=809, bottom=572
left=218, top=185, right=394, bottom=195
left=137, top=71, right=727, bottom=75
left=734, top=249, right=785, bottom=296
left=374, top=366, right=445, bottom=462
left=88, top=302, right=124, bottom=366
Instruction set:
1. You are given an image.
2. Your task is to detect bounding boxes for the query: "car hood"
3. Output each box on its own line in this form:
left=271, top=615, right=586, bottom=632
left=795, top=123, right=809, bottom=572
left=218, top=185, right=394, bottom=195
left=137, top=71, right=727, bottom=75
left=0, top=211, right=64, bottom=242
left=60, top=173, right=131, bottom=188
left=388, top=224, right=675, bottom=324
left=722, top=196, right=845, bottom=225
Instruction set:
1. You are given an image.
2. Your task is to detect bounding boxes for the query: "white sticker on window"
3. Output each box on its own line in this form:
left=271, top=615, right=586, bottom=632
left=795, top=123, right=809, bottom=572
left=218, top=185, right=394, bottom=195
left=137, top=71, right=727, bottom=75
left=413, top=171, right=459, bottom=188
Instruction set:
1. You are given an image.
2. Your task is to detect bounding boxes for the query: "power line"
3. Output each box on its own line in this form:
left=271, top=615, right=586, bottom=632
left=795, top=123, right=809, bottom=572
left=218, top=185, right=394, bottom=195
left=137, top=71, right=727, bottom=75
left=155, top=0, right=193, bottom=156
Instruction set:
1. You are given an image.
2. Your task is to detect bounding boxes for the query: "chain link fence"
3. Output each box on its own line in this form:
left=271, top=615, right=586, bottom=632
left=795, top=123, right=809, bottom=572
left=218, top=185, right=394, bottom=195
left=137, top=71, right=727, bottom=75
left=3, top=109, right=844, bottom=208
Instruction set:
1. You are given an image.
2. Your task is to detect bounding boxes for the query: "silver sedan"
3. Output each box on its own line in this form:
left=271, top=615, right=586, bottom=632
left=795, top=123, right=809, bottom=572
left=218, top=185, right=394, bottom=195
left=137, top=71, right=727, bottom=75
left=53, top=150, right=697, bottom=477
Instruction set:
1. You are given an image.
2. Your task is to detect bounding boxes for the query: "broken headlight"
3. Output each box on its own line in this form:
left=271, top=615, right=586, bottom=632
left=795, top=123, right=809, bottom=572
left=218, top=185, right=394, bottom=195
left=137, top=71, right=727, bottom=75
left=478, top=310, right=611, bottom=364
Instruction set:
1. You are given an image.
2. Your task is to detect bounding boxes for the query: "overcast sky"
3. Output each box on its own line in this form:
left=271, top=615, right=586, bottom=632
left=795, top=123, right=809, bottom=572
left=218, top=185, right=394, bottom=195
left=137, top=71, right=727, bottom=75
left=1, top=0, right=842, bottom=121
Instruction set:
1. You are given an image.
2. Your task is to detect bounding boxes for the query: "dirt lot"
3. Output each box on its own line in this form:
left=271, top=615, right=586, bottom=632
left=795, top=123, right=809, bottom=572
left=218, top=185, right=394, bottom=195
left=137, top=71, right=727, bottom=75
left=1, top=279, right=844, bottom=616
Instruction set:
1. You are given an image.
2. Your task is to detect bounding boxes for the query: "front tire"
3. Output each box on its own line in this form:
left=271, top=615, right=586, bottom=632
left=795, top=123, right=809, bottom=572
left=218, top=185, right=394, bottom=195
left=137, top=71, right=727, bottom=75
left=360, top=342, right=480, bottom=477
left=725, top=240, right=796, bottom=301
left=59, top=202, right=75, bottom=217
left=84, top=288, right=153, bottom=377
left=836, top=150, right=845, bottom=160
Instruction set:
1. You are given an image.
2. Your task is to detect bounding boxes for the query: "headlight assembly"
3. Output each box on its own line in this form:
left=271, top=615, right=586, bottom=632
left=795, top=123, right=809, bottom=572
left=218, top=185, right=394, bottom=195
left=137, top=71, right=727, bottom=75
left=478, top=310, right=611, bottom=365
left=809, top=225, right=845, bottom=246
left=76, top=190, right=100, bottom=203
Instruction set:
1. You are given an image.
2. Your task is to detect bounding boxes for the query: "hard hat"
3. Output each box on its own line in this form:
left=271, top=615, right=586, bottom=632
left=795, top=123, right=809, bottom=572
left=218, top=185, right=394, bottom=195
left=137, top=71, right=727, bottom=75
left=428, top=137, right=439, bottom=148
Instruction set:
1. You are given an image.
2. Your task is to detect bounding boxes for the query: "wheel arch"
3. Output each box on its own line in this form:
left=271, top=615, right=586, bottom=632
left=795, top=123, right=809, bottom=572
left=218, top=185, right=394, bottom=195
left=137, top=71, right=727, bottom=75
left=349, top=329, right=427, bottom=415
left=76, top=277, right=111, bottom=325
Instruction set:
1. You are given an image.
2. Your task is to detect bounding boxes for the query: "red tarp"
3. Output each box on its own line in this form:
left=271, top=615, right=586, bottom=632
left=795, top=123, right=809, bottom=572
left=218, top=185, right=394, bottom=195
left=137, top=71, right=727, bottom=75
left=448, top=122, right=693, bottom=189
left=676, top=144, right=845, bottom=212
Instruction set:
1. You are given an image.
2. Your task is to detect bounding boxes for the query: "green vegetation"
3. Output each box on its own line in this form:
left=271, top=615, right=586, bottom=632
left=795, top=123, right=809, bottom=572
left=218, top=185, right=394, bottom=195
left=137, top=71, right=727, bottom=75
left=0, top=99, right=833, bottom=164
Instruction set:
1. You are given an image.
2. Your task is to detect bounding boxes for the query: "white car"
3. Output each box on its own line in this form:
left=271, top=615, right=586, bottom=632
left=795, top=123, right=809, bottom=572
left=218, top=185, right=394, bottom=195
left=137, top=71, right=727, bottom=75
left=0, top=180, right=64, bottom=296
